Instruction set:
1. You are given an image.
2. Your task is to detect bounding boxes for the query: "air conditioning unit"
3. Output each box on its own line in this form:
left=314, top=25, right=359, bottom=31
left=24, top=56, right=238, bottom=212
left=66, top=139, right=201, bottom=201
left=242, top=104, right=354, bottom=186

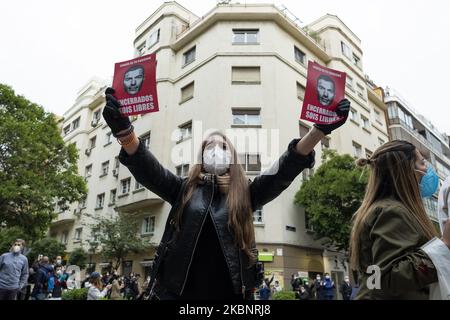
left=112, top=169, right=119, bottom=177
left=85, top=148, right=91, bottom=156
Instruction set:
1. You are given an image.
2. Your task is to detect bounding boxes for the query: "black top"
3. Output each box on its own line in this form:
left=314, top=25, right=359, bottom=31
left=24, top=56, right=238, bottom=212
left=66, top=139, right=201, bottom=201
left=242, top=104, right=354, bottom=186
left=180, top=214, right=242, bottom=301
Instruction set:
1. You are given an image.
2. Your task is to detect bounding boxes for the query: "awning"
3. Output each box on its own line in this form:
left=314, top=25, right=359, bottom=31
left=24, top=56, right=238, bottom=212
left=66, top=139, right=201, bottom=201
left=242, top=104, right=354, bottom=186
left=258, top=252, right=274, bottom=262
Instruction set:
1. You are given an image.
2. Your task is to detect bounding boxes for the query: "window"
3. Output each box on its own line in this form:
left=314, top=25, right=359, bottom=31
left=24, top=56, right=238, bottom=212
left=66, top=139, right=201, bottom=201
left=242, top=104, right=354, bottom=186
left=253, top=209, right=264, bottom=224
left=378, top=138, right=385, bottom=146
left=142, top=216, right=156, bottom=235
left=374, top=110, right=383, bottom=124
left=89, top=136, right=97, bottom=149
left=357, top=84, right=366, bottom=100
left=121, top=178, right=131, bottom=195
left=63, top=125, right=71, bottom=136
left=85, top=165, right=92, bottom=178
left=114, top=157, right=120, bottom=170
left=239, top=154, right=261, bottom=172
left=365, top=149, right=373, bottom=158
left=341, top=41, right=351, bottom=59
left=294, top=46, right=306, bottom=65
left=232, top=109, right=261, bottom=126
left=286, top=226, right=297, bottom=232
left=350, top=108, right=358, bottom=122
left=56, top=200, right=68, bottom=213
left=141, top=132, right=151, bottom=148
left=137, top=43, right=146, bottom=56
left=92, top=109, right=101, bottom=124
left=178, top=122, right=192, bottom=142
left=72, top=117, right=80, bottom=130
left=305, top=211, right=314, bottom=232
left=78, top=197, right=87, bottom=209
left=361, top=115, right=370, bottom=130
left=296, top=82, right=306, bottom=100
left=74, top=228, right=82, bottom=241
left=180, top=82, right=194, bottom=103
left=109, top=189, right=116, bottom=205
left=176, top=164, right=190, bottom=177
left=148, top=29, right=160, bottom=48
left=299, top=122, right=310, bottom=137
left=232, top=29, right=259, bottom=44
left=96, top=193, right=105, bottom=209
left=352, top=141, right=362, bottom=158
left=388, top=104, right=398, bottom=119
left=105, top=132, right=112, bottom=145
left=61, top=231, right=69, bottom=245
left=353, top=54, right=362, bottom=69
left=135, top=180, right=143, bottom=190
left=346, top=76, right=353, bottom=89
left=183, top=46, right=196, bottom=66
left=231, top=67, right=261, bottom=84
left=101, top=161, right=109, bottom=176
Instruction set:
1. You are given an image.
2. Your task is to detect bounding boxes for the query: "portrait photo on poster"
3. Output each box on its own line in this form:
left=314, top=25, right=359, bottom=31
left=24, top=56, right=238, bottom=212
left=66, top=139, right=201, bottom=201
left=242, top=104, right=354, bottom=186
left=112, top=53, right=159, bottom=117
left=300, top=61, right=347, bottom=125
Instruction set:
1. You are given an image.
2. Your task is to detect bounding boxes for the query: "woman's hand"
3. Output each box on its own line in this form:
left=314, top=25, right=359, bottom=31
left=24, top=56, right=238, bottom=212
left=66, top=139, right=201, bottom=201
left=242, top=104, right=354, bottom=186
left=313, top=99, right=351, bottom=135
left=103, top=87, right=132, bottom=136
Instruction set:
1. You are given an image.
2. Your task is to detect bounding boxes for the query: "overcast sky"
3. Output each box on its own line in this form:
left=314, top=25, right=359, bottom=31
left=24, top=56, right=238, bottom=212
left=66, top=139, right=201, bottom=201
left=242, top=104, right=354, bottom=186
left=1, top=0, right=448, bottom=135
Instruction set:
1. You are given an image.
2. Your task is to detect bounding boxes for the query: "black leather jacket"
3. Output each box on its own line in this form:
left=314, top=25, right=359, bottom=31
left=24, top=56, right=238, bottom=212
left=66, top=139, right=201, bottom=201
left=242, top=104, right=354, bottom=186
left=119, top=138, right=315, bottom=299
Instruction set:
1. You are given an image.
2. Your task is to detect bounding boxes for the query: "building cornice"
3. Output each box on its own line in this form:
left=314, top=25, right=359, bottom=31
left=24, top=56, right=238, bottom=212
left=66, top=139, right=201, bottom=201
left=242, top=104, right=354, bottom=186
left=170, top=6, right=331, bottom=63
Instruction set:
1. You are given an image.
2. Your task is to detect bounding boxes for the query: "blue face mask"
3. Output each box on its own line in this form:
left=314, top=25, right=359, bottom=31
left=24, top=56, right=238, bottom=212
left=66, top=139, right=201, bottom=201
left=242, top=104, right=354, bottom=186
left=417, top=166, right=439, bottom=198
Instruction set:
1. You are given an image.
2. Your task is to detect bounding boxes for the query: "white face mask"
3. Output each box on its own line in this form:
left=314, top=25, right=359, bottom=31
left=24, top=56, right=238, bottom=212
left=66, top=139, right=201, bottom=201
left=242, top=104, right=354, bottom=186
left=56, top=259, right=62, bottom=264
left=203, top=145, right=231, bottom=176
left=13, top=245, right=21, bottom=253
left=325, top=276, right=331, bottom=280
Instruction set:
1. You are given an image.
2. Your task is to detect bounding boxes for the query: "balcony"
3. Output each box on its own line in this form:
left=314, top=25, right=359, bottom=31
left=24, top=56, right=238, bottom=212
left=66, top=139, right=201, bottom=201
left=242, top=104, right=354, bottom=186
left=51, top=210, right=76, bottom=227
left=389, top=118, right=450, bottom=168
left=116, top=188, right=163, bottom=213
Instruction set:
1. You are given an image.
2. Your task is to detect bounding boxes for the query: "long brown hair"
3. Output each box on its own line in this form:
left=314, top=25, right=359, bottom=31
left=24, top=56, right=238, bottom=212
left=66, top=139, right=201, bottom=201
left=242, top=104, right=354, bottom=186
left=175, top=132, right=256, bottom=263
left=350, top=140, right=438, bottom=271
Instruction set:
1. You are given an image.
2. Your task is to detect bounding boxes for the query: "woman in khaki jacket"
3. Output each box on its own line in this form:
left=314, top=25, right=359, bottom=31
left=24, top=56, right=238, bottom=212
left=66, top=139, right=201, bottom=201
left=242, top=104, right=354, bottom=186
left=350, top=140, right=450, bottom=299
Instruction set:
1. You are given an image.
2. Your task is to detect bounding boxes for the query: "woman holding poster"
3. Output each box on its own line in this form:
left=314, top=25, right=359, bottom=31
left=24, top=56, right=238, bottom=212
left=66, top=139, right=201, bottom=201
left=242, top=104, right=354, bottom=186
left=350, top=140, right=450, bottom=299
left=102, top=87, right=350, bottom=300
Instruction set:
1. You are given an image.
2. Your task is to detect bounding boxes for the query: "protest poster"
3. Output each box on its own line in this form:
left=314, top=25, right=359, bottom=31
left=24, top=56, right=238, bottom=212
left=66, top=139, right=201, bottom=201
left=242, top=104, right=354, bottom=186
left=112, top=53, right=159, bottom=116
left=300, top=61, right=347, bottom=125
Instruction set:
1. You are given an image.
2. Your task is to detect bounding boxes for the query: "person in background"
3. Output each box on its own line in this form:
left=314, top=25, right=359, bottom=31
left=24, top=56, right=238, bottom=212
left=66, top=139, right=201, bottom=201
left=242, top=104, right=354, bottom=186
left=87, top=272, right=112, bottom=300
left=321, top=273, right=335, bottom=300
left=0, top=239, right=29, bottom=300
left=340, top=275, right=352, bottom=301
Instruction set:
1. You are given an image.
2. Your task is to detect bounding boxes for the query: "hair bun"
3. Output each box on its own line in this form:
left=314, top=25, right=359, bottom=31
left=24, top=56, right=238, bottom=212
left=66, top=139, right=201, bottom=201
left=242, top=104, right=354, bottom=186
left=356, top=158, right=369, bottom=167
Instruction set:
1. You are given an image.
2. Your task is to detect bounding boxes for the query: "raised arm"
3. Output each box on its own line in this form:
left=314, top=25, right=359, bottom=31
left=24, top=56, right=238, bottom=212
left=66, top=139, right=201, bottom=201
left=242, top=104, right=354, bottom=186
left=103, top=88, right=183, bottom=205
left=250, top=99, right=350, bottom=210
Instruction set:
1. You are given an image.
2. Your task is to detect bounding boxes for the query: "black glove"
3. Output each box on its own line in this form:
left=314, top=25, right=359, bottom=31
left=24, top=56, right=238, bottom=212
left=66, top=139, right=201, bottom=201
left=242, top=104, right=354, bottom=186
left=314, top=99, right=351, bottom=135
left=103, top=87, right=131, bottom=137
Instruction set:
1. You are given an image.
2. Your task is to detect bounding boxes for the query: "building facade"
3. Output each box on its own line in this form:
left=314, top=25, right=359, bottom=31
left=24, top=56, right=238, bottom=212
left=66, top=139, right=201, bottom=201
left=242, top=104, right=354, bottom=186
left=51, top=2, right=390, bottom=295
left=385, top=87, right=450, bottom=230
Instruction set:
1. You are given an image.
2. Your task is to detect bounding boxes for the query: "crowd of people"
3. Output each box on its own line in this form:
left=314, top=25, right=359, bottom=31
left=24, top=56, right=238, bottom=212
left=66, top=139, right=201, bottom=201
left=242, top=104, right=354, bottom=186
left=257, top=273, right=355, bottom=300
left=0, top=243, right=150, bottom=301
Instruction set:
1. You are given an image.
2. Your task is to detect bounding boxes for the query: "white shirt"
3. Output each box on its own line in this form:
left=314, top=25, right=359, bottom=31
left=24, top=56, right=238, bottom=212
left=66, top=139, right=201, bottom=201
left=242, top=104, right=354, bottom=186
left=438, top=176, right=450, bottom=234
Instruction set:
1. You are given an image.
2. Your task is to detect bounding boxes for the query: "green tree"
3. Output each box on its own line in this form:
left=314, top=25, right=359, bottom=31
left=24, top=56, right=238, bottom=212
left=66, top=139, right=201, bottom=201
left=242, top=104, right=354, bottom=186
left=0, top=84, right=87, bottom=240
left=68, top=248, right=88, bottom=270
left=294, top=149, right=368, bottom=252
left=27, top=237, right=66, bottom=264
left=86, top=213, right=155, bottom=270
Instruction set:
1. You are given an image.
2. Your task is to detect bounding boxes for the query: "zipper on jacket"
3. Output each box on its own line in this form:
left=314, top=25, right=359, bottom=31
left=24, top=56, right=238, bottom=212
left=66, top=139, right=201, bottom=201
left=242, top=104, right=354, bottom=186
left=179, top=177, right=215, bottom=295
left=209, top=206, right=238, bottom=296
